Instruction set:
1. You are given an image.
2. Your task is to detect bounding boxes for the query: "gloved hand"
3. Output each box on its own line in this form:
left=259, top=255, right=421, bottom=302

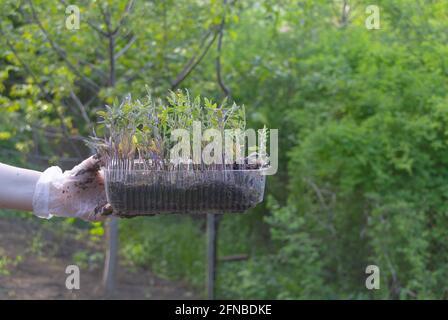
left=32, top=155, right=113, bottom=221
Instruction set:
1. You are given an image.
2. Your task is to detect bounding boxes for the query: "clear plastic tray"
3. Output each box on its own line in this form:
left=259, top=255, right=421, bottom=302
left=104, top=169, right=266, bottom=216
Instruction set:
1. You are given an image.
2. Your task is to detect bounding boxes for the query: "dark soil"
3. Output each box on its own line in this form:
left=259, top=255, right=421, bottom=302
left=109, top=180, right=259, bottom=216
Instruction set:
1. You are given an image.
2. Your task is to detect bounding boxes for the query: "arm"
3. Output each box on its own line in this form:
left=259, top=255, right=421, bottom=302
left=0, top=163, right=42, bottom=211
left=0, top=156, right=111, bottom=221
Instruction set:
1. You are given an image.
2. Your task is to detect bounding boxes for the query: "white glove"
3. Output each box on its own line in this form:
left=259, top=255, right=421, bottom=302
left=32, top=155, right=112, bottom=221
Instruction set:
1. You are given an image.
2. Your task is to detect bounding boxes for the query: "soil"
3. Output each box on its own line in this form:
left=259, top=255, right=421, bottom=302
left=105, top=166, right=266, bottom=216
left=0, top=217, right=197, bottom=300
left=109, top=181, right=259, bottom=216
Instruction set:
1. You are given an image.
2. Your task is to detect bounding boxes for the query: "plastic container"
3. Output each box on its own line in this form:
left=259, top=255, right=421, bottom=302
left=104, top=168, right=266, bottom=216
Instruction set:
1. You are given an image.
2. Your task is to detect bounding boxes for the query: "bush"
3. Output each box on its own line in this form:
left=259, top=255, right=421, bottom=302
left=120, top=215, right=206, bottom=290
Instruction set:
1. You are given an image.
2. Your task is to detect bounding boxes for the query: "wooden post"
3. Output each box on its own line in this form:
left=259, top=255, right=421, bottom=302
left=102, top=216, right=118, bottom=296
left=207, top=213, right=222, bottom=299
left=206, top=213, right=216, bottom=299
left=102, top=12, right=118, bottom=296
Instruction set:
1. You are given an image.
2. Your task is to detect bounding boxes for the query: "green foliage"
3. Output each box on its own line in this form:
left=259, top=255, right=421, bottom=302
left=72, top=250, right=104, bottom=271
left=0, top=248, right=23, bottom=276
left=28, top=231, right=45, bottom=257
left=217, top=255, right=281, bottom=299
left=265, top=3, right=448, bottom=298
left=119, top=216, right=206, bottom=290
left=2, top=0, right=448, bottom=299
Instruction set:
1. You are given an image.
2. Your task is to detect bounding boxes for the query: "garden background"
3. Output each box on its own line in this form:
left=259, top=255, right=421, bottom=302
left=1, top=0, right=448, bottom=299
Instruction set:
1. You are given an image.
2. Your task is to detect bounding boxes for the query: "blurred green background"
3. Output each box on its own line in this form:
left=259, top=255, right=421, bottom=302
left=1, top=0, right=448, bottom=299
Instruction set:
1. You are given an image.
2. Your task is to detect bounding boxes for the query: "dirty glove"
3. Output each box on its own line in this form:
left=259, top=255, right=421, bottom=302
left=32, top=155, right=113, bottom=221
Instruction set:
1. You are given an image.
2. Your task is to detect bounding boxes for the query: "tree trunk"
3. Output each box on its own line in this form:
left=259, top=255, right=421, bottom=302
left=207, top=214, right=221, bottom=299
left=102, top=22, right=118, bottom=296
left=102, top=217, right=118, bottom=296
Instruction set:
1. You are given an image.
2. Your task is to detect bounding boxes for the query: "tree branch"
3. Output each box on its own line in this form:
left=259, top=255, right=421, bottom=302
left=69, top=91, right=93, bottom=128
left=28, top=0, right=99, bottom=92
left=108, top=35, right=116, bottom=86
left=98, top=2, right=112, bottom=33
left=216, top=0, right=231, bottom=98
left=171, top=29, right=218, bottom=89
left=0, top=27, right=50, bottom=100
left=1, top=26, right=84, bottom=158
left=111, top=0, right=135, bottom=36
left=58, top=0, right=109, bottom=37
left=340, top=0, right=350, bottom=27
left=87, top=19, right=109, bottom=37
left=96, top=3, right=117, bottom=87
left=33, top=125, right=86, bottom=142
left=1, top=148, right=82, bottom=164
left=305, top=178, right=337, bottom=236
left=115, top=35, right=136, bottom=60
